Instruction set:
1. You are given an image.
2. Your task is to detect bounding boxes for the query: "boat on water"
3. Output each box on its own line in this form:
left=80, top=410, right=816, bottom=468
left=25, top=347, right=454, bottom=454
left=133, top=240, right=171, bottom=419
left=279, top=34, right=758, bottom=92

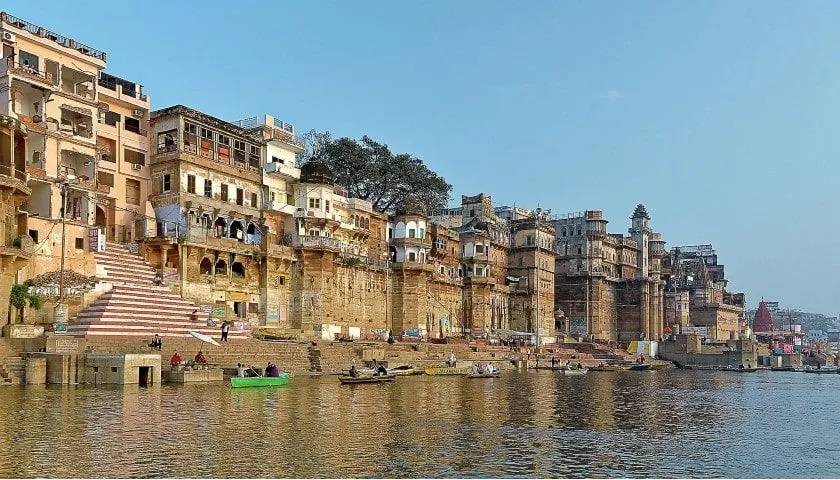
left=467, top=372, right=500, bottom=379
left=424, top=367, right=470, bottom=376
left=803, top=368, right=839, bottom=374
left=590, top=364, right=625, bottom=372
left=339, top=374, right=396, bottom=384
left=628, top=363, right=652, bottom=371
left=720, top=367, right=758, bottom=373
left=648, top=363, right=670, bottom=370
left=359, top=365, right=420, bottom=376
left=230, top=373, right=289, bottom=388
left=562, top=368, right=588, bottom=376
left=770, top=366, right=799, bottom=372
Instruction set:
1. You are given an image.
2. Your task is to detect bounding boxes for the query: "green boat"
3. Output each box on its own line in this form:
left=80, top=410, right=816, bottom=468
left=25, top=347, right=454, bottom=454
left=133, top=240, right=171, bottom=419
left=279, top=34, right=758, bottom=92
left=230, top=374, right=289, bottom=388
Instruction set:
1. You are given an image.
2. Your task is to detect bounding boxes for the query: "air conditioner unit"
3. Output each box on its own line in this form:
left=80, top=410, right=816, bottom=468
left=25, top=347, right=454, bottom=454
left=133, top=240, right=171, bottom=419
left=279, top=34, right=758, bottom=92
left=131, top=109, right=143, bottom=118
left=2, top=31, right=16, bottom=43
left=131, top=163, right=142, bottom=171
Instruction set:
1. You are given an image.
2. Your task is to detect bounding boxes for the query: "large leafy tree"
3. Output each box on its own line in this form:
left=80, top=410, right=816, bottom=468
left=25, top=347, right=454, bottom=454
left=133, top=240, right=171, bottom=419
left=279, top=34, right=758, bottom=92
left=298, top=131, right=451, bottom=214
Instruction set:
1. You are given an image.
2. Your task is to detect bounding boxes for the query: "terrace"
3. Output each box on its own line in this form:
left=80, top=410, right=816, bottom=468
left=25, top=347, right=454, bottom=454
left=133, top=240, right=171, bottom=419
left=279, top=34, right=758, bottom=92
left=0, top=12, right=106, bottom=62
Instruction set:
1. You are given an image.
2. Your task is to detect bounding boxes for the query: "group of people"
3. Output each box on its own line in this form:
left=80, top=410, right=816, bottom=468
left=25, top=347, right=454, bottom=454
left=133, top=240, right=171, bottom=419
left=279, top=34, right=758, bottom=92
left=236, top=362, right=284, bottom=377
left=348, top=361, right=389, bottom=378
left=168, top=350, right=208, bottom=366
left=471, top=363, right=498, bottom=375
left=446, top=353, right=457, bottom=367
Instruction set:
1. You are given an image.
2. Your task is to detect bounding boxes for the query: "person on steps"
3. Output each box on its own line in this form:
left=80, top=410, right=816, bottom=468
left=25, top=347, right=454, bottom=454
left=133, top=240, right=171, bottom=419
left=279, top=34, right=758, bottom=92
left=221, top=322, right=230, bottom=342
left=169, top=351, right=182, bottom=366
left=194, top=351, right=207, bottom=365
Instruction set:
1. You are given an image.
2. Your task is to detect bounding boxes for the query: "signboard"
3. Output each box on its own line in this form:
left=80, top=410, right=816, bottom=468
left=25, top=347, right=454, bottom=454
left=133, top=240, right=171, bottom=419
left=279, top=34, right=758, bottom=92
left=266, top=307, right=279, bottom=324
left=88, top=228, right=105, bottom=252
left=49, top=337, right=79, bottom=354
left=570, top=317, right=588, bottom=335
left=7, top=324, right=44, bottom=339
left=53, top=303, right=68, bottom=334
left=681, top=326, right=709, bottom=337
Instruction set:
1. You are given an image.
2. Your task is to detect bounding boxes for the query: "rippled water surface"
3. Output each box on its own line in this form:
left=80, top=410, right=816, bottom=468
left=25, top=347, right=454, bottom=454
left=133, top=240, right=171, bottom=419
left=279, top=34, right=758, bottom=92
left=1, top=370, right=839, bottom=478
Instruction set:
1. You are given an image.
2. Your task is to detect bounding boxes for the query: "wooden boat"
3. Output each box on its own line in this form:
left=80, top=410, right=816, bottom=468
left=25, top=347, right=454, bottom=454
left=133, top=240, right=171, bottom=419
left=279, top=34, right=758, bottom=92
left=230, top=373, right=289, bottom=388
left=803, top=368, right=839, bottom=374
left=590, top=364, right=625, bottom=372
left=562, top=368, right=588, bottom=376
left=388, top=365, right=421, bottom=376
left=628, top=363, right=652, bottom=371
left=467, top=372, right=500, bottom=379
left=339, top=374, right=396, bottom=384
left=770, top=366, right=797, bottom=372
left=720, top=367, right=758, bottom=372
left=424, top=366, right=470, bottom=376
left=648, top=363, right=670, bottom=370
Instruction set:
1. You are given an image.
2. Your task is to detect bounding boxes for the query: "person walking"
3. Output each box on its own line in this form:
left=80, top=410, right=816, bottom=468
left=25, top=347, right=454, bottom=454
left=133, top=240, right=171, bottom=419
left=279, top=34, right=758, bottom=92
left=221, top=322, right=230, bottom=342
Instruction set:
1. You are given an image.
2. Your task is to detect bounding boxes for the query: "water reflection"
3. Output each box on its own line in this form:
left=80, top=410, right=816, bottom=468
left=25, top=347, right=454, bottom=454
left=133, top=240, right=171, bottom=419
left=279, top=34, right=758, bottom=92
left=0, top=371, right=838, bottom=477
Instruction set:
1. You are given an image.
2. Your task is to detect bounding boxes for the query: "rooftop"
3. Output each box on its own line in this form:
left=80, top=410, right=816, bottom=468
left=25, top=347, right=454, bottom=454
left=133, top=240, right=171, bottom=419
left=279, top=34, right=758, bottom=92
left=0, top=12, right=106, bottom=62
left=152, top=105, right=259, bottom=141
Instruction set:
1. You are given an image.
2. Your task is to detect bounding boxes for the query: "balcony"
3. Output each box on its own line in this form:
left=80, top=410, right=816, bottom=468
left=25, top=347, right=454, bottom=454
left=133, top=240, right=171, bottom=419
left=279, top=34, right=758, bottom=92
left=98, top=72, right=148, bottom=103
left=292, top=235, right=342, bottom=251
left=4, top=58, right=56, bottom=88
left=264, top=160, right=300, bottom=180
left=264, top=199, right=297, bottom=215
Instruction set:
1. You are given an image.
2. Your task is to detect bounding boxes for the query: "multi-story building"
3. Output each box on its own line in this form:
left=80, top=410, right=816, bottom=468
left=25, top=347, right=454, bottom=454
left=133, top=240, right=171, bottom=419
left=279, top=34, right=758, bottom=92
left=146, top=105, right=266, bottom=326
left=1, top=11, right=151, bottom=299
left=0, top=114, right=32, bottom=323
left=661, top=244, right=745, bottom=340
left=553, top=205, right=666, bottom=341
left=507, top=211, right=556, bottom=341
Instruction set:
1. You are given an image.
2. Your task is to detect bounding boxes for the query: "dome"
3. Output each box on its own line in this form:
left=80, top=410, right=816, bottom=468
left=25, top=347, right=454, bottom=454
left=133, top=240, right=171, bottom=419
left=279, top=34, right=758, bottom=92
left=753, top=301, right=773, bottom=332
left=300, top=160, right=335, bottom=185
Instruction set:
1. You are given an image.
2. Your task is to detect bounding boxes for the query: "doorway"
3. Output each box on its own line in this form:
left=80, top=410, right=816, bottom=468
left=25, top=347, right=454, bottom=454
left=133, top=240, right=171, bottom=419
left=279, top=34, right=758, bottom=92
left=138, top=366, right=151, bottom=387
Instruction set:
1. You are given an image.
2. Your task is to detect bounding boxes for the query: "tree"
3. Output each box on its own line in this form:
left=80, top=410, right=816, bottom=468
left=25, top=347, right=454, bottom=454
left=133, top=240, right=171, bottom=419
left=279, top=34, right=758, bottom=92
left=9, top=282, right=43, bottom=324
left=299, top=132, right=452, bottom=214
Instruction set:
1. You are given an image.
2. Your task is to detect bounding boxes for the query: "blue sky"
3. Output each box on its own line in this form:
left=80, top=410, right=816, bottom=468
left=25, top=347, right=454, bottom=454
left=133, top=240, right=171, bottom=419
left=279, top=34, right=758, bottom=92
left=7, top=1, right=839, bottom=314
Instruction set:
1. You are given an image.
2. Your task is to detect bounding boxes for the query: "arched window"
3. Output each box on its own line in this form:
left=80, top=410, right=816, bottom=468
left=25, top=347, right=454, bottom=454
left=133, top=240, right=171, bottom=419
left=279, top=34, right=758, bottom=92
left=214, top=217, right=227, bottom=238
left=199, top=257, right=213, bottom=275
left=215, top=259, right=227, bottom=275
left=230, top=220, right=245, bottom=241
left=231, top=261, right=245, bottom=277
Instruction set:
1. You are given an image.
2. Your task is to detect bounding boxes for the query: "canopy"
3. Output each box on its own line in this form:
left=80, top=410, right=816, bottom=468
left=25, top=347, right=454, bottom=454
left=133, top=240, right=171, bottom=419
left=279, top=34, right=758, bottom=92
left=189, top=330, right=220, bottom=346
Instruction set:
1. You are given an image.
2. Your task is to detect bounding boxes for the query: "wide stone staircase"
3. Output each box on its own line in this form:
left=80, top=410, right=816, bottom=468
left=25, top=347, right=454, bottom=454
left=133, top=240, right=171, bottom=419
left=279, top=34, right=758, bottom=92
left=0, top=339, right=23, bottom=386
left=67, top=242, right=246, bottom=340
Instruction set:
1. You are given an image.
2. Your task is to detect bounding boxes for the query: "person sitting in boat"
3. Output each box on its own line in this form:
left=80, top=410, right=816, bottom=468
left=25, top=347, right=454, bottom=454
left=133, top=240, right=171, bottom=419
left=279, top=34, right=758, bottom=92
left=194, top=351, right=207, bottom=365
left=169, top=351, right=183, bottom=366
left=638, top=355, right=646, bottom=364
left=237, top=363, right=246, bottom=377
left=266, top=363, right=279, bottom=377
left=447, top=353, right=457, bottom=367
left=484, top=364, right=495, bottom=375
left=377, top=364, right=388, bottom=376
left=471, top=364, right=480, bottom=375
left=349, top=365, right=359, bottom=378
left=576, top=363, right=583, bottom=370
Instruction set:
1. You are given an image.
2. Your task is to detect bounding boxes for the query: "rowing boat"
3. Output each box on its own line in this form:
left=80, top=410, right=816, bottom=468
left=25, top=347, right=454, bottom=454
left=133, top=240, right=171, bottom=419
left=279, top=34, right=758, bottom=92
left=230, top=373, right=289, bottom=388
left=803, top=368, right=839, bottom=374
left=424, top=367, right=470, bottom=376
left=590, top=364, right=625, bottom=372
left=720, top=367, right=758, bottom=372
left=562, top=368, right=588, bottom=375
left=627, top=363, right=651, bottom=371
left=467, top=372, right=500, bottom=378
left=339, top=374, right=396, bottom=384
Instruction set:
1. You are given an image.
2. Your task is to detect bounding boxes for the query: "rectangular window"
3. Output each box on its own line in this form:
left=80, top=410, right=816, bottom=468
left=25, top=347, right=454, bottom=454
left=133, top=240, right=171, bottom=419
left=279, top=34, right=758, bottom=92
left=278, top=276, right=285, bottom=286
left=185, top=122, right=197, bottom=134
left=124, top=148, right=145, bottom=166
left=221, top=184, right=229, bottom=202
left=124, top=117, right=141, bottom=134
left=204, top=179, right=212, bottom=198
left=325, top=200, right=330, bottom=213
left=236, top=188, right=244, bottom=206
left=408, top=228, right=416, bottom=238
left=200, top=127, right=213, bottom=140
left=126, top=179, right=141, bottom=205
left=162, top=174, right=171, bottom=192
left=28, top=229, right=38, bottom=243
left=187, top=175, right=196, bottom=194
left=251, top=192, right=257, bottom=207
left=75, top=238, right=84, bottom=249
left=19, top=50, right=39, bottom=70
left=103, top=111, right=120, bottom=126
left=475, top=244, right=485, bottom=254
left=272, top=156, right=284, bottom=164
left=309, top=198, right=321, bottom=209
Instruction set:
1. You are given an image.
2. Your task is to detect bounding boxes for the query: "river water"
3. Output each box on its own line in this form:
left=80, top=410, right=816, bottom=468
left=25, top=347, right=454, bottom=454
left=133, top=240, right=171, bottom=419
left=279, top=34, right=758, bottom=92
left=0, top=370, right=838, bottom=478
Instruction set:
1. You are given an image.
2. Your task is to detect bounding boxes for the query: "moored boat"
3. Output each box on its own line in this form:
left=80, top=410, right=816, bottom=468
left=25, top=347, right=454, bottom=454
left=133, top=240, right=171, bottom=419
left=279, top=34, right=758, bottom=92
left=339, top=374, right=396, bottom=384
left=467, top=372, right=500, bottom=379
left=628, top=363, right=651, bottom=371
left=803, top=368, right=839, bottom=374
left=721, top=367, right=758, bottom=372
left=562, top=368, right=588, bottom=376
left=424, top=367, right=470, bottom=376
left=590, top=364, right=625, bottom=372
left=230, top=373, right=289, bottom=388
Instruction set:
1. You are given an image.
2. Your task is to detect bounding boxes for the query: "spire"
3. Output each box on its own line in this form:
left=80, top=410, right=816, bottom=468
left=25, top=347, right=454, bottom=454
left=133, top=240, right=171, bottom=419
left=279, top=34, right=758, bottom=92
left=631, top=204, right=650, bottom=220
left=753, top=301, right=773, bottom=332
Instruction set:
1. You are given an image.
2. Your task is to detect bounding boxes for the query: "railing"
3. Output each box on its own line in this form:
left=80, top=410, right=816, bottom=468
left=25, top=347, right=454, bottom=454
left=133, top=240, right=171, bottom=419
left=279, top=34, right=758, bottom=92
left=97, top=75, right=147, bottom=101
left=0, top=163, right=28, bottom=182
left=1, top=12, right=107, bottom=61
left=5, top=58, right=55, bottom=85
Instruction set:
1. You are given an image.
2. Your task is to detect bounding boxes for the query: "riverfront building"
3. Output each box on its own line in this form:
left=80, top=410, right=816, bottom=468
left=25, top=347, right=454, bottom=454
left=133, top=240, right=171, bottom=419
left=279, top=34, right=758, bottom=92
left=0, top=11, right=748, bottom=348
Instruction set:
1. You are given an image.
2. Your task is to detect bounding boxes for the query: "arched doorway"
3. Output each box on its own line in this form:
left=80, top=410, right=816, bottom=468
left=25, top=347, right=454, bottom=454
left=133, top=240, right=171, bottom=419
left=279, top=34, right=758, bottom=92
left=95, top=205, right=108, bottom=239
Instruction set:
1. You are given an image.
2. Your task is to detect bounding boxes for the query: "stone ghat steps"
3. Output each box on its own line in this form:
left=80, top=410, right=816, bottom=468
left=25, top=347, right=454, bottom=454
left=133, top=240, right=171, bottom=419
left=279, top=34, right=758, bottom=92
left=94, top=244, right=158, bottom=285
left=0, top=357, right=25, bottom=386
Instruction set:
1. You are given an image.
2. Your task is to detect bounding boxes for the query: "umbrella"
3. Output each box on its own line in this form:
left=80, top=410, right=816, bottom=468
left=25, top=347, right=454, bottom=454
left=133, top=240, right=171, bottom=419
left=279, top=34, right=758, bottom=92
left=189, top=330, right=221, bottom=347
